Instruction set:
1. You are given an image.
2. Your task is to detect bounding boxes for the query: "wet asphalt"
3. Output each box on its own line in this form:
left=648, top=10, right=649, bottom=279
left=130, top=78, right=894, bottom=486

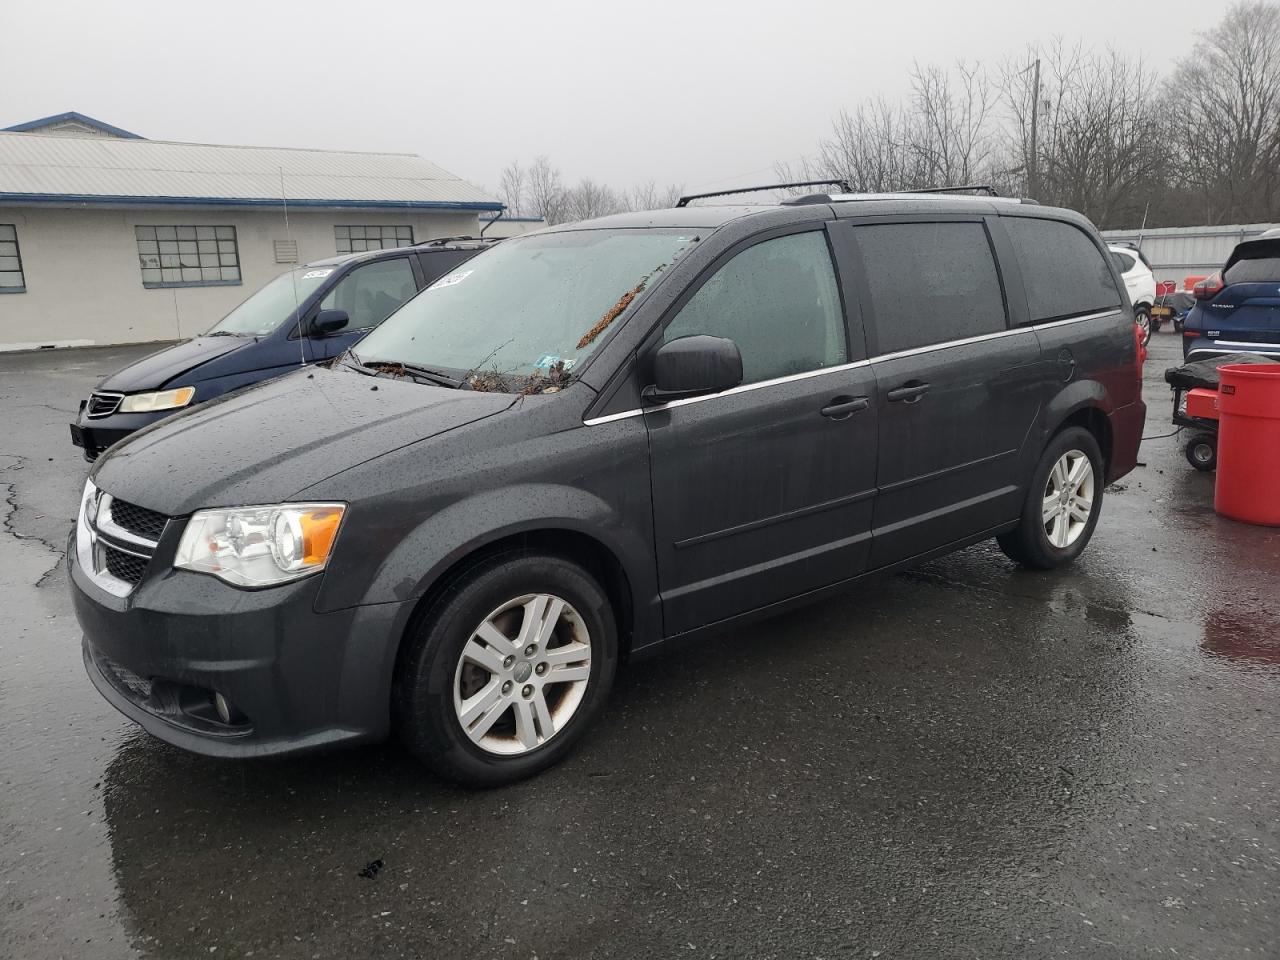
left=1, top=334, right=1277, bottom=960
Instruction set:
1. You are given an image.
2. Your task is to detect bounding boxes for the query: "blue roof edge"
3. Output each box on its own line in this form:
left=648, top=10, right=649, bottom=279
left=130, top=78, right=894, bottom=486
left=0, top=192, right=505, bottom=212
left=2, top=112, right=145, bottom=139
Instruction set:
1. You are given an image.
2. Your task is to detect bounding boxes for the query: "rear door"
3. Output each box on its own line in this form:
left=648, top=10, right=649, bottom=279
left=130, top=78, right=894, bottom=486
left=1201, top=240, right=1280, bottom=354
left=845, top=218, right=1042, bottom=569
left=645, top=225, right=879, bottom=635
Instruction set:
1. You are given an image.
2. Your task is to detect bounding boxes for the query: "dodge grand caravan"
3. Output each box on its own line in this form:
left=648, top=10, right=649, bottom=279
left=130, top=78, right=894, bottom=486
left=71, top=190, right=1145, bottom=786
left=70, top=237, right=497, bottom=460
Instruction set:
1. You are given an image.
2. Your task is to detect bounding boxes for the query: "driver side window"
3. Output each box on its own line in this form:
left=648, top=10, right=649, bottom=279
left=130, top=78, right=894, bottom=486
left=320, top=258, right=417, bottom=330
left=662, top=231, right=846, bottom=384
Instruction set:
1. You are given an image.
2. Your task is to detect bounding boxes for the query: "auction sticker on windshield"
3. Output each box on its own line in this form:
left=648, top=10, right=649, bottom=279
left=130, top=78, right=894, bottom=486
left=301, top=269, right=333, bottom=280
left=429, top=269, right=474, bottom=290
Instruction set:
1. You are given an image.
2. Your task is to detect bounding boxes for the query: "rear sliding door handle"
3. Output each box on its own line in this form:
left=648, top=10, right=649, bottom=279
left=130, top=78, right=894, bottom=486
left=820, top=396, right=870, bottom=419
left=886, top=381, right=931, bottom=403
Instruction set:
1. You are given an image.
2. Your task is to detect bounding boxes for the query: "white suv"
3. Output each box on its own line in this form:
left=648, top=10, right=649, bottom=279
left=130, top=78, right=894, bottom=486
left=1109, top=245, right=1157, bottom=343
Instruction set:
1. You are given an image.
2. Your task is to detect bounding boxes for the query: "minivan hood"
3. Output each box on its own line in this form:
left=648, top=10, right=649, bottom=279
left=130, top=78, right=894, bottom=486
left=92, top=367, right=517, bottom=516
left=98, top=336, right=249, bottom=392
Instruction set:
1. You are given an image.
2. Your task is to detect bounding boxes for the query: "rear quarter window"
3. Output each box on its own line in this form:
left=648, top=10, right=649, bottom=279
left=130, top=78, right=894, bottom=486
left=1005, top=218, right=1122, bottom=323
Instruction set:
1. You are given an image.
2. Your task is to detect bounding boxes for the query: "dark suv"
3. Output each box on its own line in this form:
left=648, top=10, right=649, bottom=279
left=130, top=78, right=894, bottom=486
left=70, top=191, right=1145, bottom=786
left=70, top=237, right=497, bottom=460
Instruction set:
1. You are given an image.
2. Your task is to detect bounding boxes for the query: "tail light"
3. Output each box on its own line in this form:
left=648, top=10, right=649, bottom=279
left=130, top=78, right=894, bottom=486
left=1134, top=321, right=1147, bottom=372
left=1193, top=270, right=1224, bottom=300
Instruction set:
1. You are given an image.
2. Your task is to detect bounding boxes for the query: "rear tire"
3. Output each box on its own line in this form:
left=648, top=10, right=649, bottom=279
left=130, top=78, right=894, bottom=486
left=1185, top=433, right=1217, bottom=472
left=394, top=553, right=618, bottom=787
left=998, top=427, right=1105, bottom=570
left=1134, top=306, right=1153, bottom=345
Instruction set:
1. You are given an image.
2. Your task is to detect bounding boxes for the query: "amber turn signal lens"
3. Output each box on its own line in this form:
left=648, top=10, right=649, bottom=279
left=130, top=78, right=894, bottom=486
left=300, top=508, right=343, bottom=565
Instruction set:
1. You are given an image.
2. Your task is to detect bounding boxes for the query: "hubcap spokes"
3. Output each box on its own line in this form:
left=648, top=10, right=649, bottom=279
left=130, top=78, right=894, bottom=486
left=1041, top=450, right=1095, bottom=549
left=453, top=593, right=592, bottom=756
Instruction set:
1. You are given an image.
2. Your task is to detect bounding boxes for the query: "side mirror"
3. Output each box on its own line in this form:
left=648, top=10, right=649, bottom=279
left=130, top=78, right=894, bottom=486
left=642, top=335, right=743, bottom=404
left=310, top=309, right=349, bottom=337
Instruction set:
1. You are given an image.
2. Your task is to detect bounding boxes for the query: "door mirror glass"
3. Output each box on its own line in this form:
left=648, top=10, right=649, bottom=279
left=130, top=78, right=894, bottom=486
left=643, top=335, right=742, bottom=403
left=310, top=308, right=349, bottom=337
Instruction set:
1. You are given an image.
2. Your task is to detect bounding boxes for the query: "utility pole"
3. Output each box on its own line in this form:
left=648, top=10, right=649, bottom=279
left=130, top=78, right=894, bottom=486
left=1028, top=57, right=1041, bottom=199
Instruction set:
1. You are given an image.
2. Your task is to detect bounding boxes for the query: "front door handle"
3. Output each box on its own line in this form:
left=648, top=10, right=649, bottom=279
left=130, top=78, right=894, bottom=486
left=886, top=381, right=931, bottom=403
left=821, top=395, right=870, bottom=420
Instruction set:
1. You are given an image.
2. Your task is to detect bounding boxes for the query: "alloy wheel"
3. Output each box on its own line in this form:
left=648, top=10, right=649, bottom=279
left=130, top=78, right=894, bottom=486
left=1042, top=449, right=1095, bottom=549
left=452, top=593, right=592, bottom=756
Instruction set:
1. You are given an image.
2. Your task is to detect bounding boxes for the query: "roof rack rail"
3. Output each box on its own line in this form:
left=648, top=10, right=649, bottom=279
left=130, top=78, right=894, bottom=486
left=413, top=235, right=501, bottom=247
left=903, top=184, right=999, bottom=197
left=675, top=179, right=852, bottom=208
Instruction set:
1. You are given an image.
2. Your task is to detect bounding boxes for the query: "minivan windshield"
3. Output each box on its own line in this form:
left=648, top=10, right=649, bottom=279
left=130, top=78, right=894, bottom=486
left=207, top=266, right=337, bottom=337
left=353, top=229, right=697, bottom=385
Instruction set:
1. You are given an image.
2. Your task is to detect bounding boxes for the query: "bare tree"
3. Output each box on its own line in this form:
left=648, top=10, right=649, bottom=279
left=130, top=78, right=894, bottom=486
left=908, top=60, right=998, bottom=186
left=498, top=161, right=525, bottom=217
left=630, top=179, right=659, bottom=211
left=526, top=155, right=566, bottom=224
left=562, top=178, right=624, bottom=221
left=1169, top=0, right=1280, bottom=222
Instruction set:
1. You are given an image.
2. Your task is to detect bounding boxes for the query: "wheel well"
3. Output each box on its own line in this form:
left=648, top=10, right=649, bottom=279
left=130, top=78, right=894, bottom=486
left=393, top=528, right=636, bottom=680
left=1057, top=407, right=1112, bottom=475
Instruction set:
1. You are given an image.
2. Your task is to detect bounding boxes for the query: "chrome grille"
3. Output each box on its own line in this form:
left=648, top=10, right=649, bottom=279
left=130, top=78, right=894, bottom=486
left=77, top=482, right=167, bottom=597
left=86, top=392, right=123, bottom=418
left=107, top=499, right=167, bottom=541
left=103, top=544, right=148, bottom=585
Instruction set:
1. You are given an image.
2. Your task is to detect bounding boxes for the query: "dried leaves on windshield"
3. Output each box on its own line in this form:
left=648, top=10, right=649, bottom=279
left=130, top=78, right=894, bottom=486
left=577, top=266, right=662, bottom=350
left=468, top=360, right=573, bottom=396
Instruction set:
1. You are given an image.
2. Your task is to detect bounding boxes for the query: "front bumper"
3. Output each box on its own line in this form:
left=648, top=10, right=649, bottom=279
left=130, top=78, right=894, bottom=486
left=71, top=405, right=175, bottom=460
left=71, top=533, right=412, bottom=758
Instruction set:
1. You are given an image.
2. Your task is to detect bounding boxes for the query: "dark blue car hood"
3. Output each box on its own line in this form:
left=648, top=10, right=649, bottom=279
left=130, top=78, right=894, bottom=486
left=91, top=366, right=518, bottom=516
left=97, top=336, right=256, bottom=392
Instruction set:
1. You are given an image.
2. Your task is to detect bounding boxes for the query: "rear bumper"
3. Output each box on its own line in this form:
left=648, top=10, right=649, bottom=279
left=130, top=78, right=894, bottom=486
left=71, top=537, right=412, bottom=758
left=1107, top=399, right=1146, bottom=482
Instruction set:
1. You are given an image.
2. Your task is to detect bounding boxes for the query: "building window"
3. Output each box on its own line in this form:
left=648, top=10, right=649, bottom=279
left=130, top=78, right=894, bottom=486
left=135, top=225, right=241, bottom=288
left=0, top=224, right=26, bottom=293
left=335, top=225, right=413, bottom=253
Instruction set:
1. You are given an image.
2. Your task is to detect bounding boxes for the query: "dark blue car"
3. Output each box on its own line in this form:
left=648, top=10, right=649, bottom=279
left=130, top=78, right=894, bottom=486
left=1182, top=230, right=1280, bottom=361
left=71, top=237, right=497, bottom=459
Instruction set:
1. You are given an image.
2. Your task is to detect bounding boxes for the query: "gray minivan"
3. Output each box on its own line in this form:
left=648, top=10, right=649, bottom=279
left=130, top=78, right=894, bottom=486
left=70, top=189, right=1145, bottom=786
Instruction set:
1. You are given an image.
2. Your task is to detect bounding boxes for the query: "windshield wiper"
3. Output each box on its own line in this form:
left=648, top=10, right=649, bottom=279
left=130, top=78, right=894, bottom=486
left=206, top=330, right=242, bottom=337
left=356, top=358, right=463, bottom=389
left=393, top=362, right=464, bottom=389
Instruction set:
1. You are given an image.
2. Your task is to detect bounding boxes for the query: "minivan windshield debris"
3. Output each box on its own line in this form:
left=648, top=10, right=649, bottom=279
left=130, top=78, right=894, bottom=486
left=352, top=229, right=697, bottom=390
left=207, top=267, right=334, bottom=337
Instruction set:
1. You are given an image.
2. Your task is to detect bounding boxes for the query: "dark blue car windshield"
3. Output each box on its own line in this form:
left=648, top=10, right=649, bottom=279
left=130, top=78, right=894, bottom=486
left=208, top=267, right=336, bottom=336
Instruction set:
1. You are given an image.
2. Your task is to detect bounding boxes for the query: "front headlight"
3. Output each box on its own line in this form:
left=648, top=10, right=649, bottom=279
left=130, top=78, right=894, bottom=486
left=175, top=503, right=345, bottom=587
left=118, top=386, right=196, bottom=413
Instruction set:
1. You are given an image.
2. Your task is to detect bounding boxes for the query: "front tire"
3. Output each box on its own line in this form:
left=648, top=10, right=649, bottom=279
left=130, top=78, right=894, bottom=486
left=998, top=427, right=1104, bottom=570
left=394, top=553, right=618, bottom=786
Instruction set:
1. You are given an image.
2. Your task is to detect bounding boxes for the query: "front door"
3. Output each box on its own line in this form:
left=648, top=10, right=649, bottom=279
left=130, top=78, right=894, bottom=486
left=846, top=219, right=1042, bottom=568
left=645, top=227, right=879, bottom=636
left=310, top=256, right=421, bottom=360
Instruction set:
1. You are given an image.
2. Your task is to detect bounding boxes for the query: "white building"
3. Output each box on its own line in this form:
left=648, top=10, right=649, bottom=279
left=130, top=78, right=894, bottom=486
left=0, top=112, right=511, bottom=350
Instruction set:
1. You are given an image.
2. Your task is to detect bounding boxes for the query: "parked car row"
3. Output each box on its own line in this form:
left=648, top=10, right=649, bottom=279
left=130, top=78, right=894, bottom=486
left=71, top=188, right=1146, bottom=785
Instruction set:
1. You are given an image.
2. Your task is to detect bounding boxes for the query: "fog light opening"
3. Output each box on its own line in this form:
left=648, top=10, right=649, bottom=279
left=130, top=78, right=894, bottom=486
left=213, top=692, right=245, bottom=725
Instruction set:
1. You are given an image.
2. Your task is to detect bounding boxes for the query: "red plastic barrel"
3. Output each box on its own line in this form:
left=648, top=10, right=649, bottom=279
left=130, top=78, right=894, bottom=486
left=1214, top=363, right=1280, bottom=526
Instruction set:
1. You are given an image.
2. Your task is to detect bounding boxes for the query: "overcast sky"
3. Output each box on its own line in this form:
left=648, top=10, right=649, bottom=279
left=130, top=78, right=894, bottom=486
left=4, top=0, right=1233, bottom=197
